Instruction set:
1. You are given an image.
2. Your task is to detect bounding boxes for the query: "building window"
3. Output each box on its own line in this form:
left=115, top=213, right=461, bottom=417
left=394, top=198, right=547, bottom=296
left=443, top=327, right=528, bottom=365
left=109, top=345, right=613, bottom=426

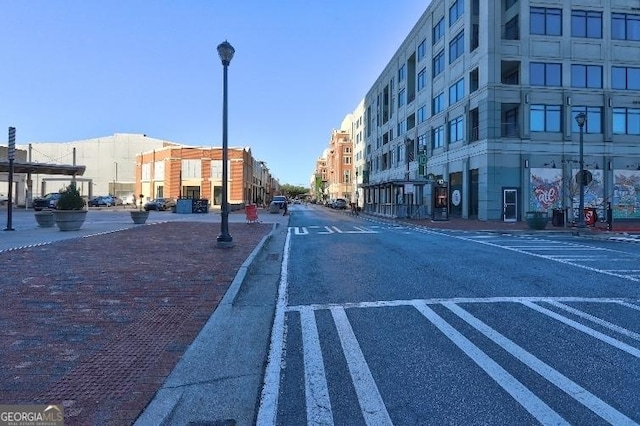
left=449, top=31, right=464, bottom=64
left=417, top=105, right=427, bottom=123
left=571, top=106, right=602, bottom=133
left=182, top=159, right=201, bottom=179
left=417, top=39, right=426, bottom=62
left=504, top=16, right=519, bottom=40
left=571, top=64, right=602, bottom=88
left=398, top=64, right=406, bottom=83
left=433, top=17, right=445, bottom=44
left=417, top=68, right=427, bottom=91
left=432, top=125, right=445, bottom=148
left=432, top=92, right=445, bottom=115
left=571, top=10, right=602, bottom=38
left=613, top=108, right=640, bottom=135
left=530, top=104, right=562, bottom=132
left=530, top=7, right=562, bottom=36
left=612, top=13, right=640, bottom=41
left=343, top=156, right=352, bottom=164
left=397, top=120, right=406, bottom=136
left=449, top=116, right=465, bottom=142
left=211, top=160, right=223, bottom=179
left=433, top=50, right=445, bottom=77
left=612, top=66, right=640, bottom=90
left=398, top=88, right=406, bottom=108
left=449, top=78, right=465, bottom=105
left=450, top=0, right=464, bottom=26
left=530, top=62, right=562, bottom=86
left=505, top=0, right=517, bottom=11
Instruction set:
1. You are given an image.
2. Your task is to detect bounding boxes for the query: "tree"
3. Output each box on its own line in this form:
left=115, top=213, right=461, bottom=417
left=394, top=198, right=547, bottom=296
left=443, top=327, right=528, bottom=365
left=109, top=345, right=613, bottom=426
left=280, top=184, right=308, bottom=199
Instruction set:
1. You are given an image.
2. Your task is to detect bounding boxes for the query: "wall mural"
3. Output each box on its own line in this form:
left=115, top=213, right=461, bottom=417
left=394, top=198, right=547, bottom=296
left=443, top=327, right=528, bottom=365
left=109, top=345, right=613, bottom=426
left=529, top=168, right=562, bottom=211
left=529, top=167, right=604, bottom=215
left=613, top=170, right=640, bottom=219
left=570, top=168, right=604, bottom=216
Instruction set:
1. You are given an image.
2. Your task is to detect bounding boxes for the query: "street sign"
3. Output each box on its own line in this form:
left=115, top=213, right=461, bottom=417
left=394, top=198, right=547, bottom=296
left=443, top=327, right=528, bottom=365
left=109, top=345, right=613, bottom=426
left=8, top=127, right=16, bottom=160
left=575, top=170, right=593, bottom=185
left=418, top=154, right=427, bottom=165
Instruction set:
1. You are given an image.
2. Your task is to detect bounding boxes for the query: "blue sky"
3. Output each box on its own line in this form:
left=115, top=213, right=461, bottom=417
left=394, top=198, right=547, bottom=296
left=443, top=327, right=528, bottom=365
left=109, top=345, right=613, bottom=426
left=1, top=1, right=428, bottom=186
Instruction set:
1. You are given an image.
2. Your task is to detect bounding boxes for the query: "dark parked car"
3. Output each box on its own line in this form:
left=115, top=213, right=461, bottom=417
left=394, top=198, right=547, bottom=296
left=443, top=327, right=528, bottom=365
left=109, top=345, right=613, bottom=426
left=32, top=193, right=61, bottom=211
left=88, top=196, right=115, bottom=207
left=144, top=198, right=176, bottom=211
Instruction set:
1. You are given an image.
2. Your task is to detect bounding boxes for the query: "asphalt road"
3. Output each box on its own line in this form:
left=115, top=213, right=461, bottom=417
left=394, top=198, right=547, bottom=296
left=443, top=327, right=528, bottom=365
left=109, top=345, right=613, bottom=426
left=257, top=204, right=640, bottom=425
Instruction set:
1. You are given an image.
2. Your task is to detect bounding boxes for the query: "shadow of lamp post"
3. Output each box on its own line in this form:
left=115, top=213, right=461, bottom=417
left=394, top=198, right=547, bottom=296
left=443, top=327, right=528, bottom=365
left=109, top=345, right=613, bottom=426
left=216, top=40, right=235, bottom=248
left=575, top=112, right=586, bottom=228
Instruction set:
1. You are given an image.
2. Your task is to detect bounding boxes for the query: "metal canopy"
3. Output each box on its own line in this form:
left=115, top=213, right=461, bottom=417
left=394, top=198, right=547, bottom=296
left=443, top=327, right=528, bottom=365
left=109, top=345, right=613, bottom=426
left=0, top=160, right=85, bottom=176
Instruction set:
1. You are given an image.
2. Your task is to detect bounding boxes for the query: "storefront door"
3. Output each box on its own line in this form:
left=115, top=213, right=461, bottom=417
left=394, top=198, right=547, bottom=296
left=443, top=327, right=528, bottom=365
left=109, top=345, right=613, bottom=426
left=503, top=188, right=517, bottom=222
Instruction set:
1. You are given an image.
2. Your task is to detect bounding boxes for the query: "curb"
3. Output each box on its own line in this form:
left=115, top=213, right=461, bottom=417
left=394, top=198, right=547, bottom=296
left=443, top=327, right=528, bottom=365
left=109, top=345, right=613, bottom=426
left=134, top=221, right=282, bottom=425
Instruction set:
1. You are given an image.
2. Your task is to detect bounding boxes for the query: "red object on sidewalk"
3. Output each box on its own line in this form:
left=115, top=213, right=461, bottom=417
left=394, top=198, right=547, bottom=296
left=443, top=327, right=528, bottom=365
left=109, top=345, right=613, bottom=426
left=245, top=203, right=259, bottom=223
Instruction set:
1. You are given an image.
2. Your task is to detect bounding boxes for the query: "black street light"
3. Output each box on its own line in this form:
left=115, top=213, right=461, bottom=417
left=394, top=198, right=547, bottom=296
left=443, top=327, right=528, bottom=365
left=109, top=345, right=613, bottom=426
left=216, top=40, right=235, bottom=248
left=575, top=112, right=586, bottom=228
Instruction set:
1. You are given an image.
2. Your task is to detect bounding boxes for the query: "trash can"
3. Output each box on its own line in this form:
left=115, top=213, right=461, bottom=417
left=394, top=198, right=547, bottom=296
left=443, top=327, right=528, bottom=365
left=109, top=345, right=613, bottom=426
left=192, top=199, right=208, bottom=213
left=584, top=207, right=596, bottom=226
left=552, top=208, right=564, bottom=227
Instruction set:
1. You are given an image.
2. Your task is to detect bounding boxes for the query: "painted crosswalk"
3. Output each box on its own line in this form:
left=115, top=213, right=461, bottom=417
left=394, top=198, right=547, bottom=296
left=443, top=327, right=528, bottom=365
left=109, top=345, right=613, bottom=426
left=260, top=297, right=640, bottom=425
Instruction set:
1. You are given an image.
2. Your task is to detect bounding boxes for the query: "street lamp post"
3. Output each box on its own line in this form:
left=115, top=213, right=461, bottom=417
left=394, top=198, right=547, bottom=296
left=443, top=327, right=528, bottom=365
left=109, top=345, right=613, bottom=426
left=575, top=112, right=586, bottom=228
left=216, top=40, right=235, bottom=248
left=113, top=162, right=118, bottom=197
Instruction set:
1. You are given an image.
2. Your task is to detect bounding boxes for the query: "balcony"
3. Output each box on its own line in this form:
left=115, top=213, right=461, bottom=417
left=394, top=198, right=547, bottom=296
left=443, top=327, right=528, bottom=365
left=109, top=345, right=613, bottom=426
left=501, top=123, right=520, bottom=138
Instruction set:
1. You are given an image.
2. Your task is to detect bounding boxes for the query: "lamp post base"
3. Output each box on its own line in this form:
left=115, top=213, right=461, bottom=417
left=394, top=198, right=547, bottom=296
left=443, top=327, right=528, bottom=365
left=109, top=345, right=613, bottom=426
left=216, top=235, right=234, bottom=248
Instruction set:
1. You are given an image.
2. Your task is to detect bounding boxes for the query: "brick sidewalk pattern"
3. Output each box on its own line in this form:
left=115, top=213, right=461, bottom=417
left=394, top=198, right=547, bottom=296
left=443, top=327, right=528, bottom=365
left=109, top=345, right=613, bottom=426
left=0, top=221, right=272, bottom=425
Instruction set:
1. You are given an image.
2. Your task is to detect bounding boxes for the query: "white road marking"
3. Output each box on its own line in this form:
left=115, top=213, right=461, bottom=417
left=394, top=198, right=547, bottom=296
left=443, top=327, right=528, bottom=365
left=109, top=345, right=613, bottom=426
left=412, top=301, right=568, bottom=426
left=256, top=229, right=291, bottom=426
left=546, top=301, right=640, bottom=341
left=300, top=306, right=334, bottom=425
left=521, top=301, right=640, bottom=359
left=292, top=226, right=309, bottom=235
left=286, top=296, right=636, bottom=313
left=616, top=301, right=640, bottom=312
left=331, top=307, right=393, bottom=426
left=444, top=302, right=638, bottom=425
left=318, top=226, right=334, bottom=234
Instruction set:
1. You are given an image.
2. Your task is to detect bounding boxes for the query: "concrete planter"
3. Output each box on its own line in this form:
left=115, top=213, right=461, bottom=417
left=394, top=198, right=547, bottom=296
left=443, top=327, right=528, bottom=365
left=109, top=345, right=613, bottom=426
left=34, top=210, right=55, bottom=228
left=525, top=211, right=548, bottom=230
left=53, top=210, right=87, bottom=231
left=130, top=210, right=149, bottom=224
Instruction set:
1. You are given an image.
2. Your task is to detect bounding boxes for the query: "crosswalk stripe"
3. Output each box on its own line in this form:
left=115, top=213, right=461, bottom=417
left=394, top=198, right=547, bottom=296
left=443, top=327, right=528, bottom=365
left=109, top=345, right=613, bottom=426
left=413, top=302, right=569, bottom=426
left=546, top=301, right=640, bottom=341
left=522, top=301, right=640, bottom=359
left=444, top=302, right=638, bottom=425
left=301, top=307, right=334, bottom=425
left=331, top=307, right=392, bottom=426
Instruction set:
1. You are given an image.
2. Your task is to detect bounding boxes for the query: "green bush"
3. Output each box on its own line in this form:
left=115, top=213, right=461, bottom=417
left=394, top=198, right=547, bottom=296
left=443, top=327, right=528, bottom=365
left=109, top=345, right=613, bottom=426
left=57, top=183, right=86, bottom=210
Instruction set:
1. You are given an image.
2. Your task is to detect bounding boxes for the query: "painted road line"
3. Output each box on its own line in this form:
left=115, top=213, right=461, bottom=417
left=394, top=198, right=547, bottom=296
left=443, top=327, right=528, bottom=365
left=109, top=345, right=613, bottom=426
left=300, top=306, right=334, bottom=425
left=412, top=301, right=568, bottom=425
left=521, top=301, right=640, bottom=359
left=318, top=226, right=335, bottom=234
left=616, top=301, right=640, bottom=312
left=444, top=302, right=637, bottom=425
left=447, top=235, right=640, bottom=282
left=287, top=297, right=640, bottom=313
left=331, top=307, right=393, bottom=426
left=545, top=301, right=640, bottom=342
left=256, top=229, right=291, bottom=426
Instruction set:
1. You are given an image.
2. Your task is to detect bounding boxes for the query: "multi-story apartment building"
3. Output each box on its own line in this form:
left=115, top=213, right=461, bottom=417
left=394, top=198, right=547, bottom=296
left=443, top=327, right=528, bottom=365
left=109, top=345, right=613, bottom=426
left=362, top=0, right=640, bottom=222
left=325, top=130, right=354, bottom=202
left=136, top=145, right=274, bottom=207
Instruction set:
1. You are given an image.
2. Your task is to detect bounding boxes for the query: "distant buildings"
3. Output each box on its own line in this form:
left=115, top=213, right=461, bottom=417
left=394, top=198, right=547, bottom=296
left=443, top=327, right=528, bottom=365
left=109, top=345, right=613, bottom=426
left=314, top=0, right=640, bottom=222
left=5, top=133, right=279, bottom=207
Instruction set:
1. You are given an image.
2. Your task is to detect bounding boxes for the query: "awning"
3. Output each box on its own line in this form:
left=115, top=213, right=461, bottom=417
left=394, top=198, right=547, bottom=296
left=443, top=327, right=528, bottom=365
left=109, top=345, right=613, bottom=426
left=0, top=160, right=85, bottom=176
